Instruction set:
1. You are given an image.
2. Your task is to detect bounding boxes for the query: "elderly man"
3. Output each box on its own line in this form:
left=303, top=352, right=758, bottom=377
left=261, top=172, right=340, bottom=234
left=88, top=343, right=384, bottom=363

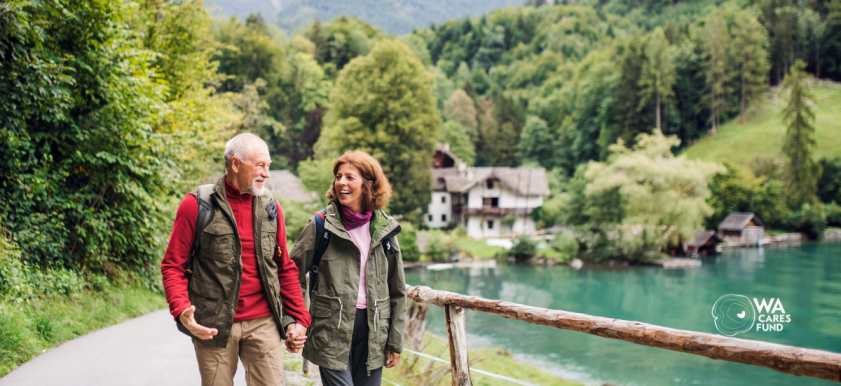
left=161, top=133, right=309, bottom=386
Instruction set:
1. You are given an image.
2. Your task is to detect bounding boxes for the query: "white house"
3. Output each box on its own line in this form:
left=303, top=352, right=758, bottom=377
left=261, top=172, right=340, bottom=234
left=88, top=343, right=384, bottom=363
left=425, top=145, right=550, bottom=239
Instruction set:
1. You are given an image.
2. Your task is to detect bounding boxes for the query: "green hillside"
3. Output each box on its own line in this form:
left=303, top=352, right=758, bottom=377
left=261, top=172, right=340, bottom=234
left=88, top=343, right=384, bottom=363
left=683, top=82, right=841, bottom=165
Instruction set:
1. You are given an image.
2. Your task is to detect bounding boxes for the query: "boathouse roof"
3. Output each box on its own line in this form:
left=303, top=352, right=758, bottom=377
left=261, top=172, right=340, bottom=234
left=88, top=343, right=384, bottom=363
left=687, top=230, right=723, bottom=247
left=718, top=212, right=764, bottom=231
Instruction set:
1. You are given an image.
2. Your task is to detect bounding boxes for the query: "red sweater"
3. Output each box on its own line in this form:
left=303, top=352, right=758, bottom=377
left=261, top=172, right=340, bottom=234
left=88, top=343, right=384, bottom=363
left=161, top=180, right=310, bottom=328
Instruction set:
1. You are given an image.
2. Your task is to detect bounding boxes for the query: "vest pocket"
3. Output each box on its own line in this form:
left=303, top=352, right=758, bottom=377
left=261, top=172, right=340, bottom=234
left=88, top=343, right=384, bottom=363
left=202, top=225, right=235, bottom=262
left=188, top=278, right=223, bottom=328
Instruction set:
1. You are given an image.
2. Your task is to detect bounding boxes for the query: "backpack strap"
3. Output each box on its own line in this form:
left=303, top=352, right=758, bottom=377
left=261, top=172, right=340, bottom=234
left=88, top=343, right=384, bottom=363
left=308, top=208, right=331, bottom=297
left=186, top=184, right=216, bottom=277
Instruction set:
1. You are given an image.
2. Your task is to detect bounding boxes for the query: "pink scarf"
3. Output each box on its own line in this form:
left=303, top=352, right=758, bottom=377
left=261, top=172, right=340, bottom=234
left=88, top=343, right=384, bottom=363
left=340, top=205, right=372, bottom=230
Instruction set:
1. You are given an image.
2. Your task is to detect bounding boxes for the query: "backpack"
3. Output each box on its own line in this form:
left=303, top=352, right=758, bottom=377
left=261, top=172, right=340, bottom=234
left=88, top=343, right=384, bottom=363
left=185, top=184, right=278, bottom=278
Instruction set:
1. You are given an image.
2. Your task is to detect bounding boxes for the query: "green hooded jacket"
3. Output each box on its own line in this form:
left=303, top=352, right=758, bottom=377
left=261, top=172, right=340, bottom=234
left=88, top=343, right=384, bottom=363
left=290, top=202, right=406, bottom=371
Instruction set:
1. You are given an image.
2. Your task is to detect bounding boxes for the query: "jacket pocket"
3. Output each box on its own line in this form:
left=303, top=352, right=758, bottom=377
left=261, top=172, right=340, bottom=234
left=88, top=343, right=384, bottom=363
left=374, top=297, right=391, bottom=351
left=307, top=293, right=339, bottom=357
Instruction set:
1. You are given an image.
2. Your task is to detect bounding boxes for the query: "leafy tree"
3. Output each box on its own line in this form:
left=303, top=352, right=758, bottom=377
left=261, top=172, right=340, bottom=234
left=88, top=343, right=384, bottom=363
left=0, top=0, right=209, bottom=273
left=476, top=92, right=522, bottom=167
left=443, top=89, right=478, bottom=138
left=569, top=130, right=722, bottom=260
left=517, top=116, right=556, bottom=168
left=781, top=60, right=818, bottom=204
left=730, top=11, right=770, bottom=125
left=319, top=40, right=440, bottom=219
left=438, top=122, right=476, bottom=165
left=817, top=158, right=841, bottom=204
left=640, top=27, right=675, bottom=131
left=705, top=163, right=790, bottom=230
left=214, top=14, right=285, bottom=92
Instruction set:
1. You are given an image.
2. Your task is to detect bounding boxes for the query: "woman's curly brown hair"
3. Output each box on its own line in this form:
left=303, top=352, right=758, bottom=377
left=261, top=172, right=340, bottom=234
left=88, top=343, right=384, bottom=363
left=326, top=151, right=392, bottom=212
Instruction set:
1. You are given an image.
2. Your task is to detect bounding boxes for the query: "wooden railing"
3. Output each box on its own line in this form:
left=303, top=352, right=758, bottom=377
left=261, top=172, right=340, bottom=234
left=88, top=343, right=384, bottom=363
left=405, top=285, right=841, bottom=386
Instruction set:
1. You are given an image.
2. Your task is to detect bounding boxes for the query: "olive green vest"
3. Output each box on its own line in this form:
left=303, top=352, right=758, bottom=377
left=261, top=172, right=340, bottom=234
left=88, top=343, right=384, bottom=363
left=178, top=177, right=293, bottom=348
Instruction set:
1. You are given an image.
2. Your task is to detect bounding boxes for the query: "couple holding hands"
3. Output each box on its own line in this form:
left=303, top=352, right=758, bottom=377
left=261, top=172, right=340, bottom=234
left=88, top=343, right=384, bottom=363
left=161, top=134, right=406, bottom=386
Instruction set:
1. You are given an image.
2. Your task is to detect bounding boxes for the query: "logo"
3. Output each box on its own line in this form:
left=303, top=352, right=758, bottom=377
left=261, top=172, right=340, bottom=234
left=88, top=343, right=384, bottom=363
left=712, top=295, right=791, bottom=336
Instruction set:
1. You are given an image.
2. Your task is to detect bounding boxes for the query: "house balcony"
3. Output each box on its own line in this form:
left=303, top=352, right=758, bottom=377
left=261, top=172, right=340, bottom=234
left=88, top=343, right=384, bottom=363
left=463, top=207, right=527, bottom=217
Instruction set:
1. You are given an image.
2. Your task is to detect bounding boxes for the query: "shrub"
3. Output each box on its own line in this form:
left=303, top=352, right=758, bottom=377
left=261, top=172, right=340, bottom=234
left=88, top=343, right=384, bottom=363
left=551, top=232, right=579, bottom=263
left=398, top=223, right=421, bottom=262
left=786, top=203, right=827, bottom=240
left=826, top=203, right=841, bottom=227
left=508, top=235, right=537, bottom=262
left=425, top=232, right=449, bottom=262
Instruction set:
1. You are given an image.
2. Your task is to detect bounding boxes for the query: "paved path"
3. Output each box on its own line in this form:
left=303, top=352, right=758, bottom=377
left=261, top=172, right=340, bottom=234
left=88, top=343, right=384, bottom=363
left=0, top=309, right=321, bottom=386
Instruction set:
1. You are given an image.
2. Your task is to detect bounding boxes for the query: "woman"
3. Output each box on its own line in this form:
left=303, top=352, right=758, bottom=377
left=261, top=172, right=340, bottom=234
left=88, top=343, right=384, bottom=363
left=290, top=150, right=406, bottom=386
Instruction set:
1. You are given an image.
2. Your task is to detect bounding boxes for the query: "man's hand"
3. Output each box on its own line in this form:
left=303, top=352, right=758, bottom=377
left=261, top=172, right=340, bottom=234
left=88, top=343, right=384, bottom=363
left=285, top=323, right=307, bottom=353
left=385, top=350, right=401, bottom=368
left=179, top=306, right=218, bottom=340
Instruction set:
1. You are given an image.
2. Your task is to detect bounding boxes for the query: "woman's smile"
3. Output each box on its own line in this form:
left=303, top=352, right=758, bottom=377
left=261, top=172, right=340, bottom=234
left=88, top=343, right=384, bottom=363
left=335, top=163, right=364, bottom=213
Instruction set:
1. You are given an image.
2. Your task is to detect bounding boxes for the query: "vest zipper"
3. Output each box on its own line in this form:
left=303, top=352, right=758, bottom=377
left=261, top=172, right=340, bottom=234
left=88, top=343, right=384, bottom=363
left=337, top=298, right=343, bottom=329
left=374, top=300, right=378, bottom=329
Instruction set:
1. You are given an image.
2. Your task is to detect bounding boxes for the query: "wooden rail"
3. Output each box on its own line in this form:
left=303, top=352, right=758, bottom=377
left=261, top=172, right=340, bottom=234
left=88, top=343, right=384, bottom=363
left=406, top=285, right=841, bottom=385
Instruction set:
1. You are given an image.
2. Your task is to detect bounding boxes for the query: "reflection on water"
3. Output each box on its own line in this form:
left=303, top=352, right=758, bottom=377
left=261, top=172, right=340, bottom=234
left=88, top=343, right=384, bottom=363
left=404, top=241, right=841, bottom=386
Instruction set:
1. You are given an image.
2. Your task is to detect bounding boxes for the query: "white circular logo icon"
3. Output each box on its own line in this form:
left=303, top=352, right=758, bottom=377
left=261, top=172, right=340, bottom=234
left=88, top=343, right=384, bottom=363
left=712, top=294, right=756, bottom=336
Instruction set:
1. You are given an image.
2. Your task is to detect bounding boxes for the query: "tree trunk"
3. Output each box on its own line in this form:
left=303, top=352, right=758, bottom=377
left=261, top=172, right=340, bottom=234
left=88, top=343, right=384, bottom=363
left=741, top=54, right=747, bottom=125
left=655, top=89, right=661, bottom=130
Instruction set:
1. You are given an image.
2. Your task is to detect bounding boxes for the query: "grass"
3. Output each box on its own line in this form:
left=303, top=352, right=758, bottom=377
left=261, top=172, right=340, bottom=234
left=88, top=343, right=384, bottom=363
left=0, top=285, right=166, bottom=376
left=384, top=333, right=584, bottom=386
left=682, top=81, right=841, bottom=165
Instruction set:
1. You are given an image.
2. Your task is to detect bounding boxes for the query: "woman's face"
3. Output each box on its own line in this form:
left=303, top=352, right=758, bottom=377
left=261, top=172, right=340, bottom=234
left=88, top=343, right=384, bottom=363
left=335, top=163, right=366, bottom=213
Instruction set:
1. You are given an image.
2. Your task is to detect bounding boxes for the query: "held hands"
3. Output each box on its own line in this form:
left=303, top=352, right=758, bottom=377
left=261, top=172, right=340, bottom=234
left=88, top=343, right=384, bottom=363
left=385, top=350, right=401, bottom=368
left=179, top=306, right=218, bottom=340
left=285, top=323, right=308, bottom=353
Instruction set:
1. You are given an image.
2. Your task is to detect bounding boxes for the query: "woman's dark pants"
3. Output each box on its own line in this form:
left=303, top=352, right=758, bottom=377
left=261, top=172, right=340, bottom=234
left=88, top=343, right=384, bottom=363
left=318, top=309, right=383, bottom=386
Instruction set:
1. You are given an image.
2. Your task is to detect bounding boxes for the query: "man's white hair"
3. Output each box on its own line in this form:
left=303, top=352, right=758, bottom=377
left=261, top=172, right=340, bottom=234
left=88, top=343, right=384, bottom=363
left=224, top=133, right=269, bottom=171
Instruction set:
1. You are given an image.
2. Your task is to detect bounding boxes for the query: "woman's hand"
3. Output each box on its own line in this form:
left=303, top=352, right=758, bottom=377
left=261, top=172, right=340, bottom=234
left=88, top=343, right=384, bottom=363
left=385, top=350, right=401, bottom=368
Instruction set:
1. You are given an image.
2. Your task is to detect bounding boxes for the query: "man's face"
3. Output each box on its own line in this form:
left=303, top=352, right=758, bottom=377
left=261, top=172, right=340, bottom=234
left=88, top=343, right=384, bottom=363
left=233, top=148, right=271, bottom=196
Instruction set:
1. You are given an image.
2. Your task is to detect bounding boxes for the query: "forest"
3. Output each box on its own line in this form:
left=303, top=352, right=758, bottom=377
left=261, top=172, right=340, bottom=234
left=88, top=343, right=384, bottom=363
left=2, top=0, right=841, bottom=293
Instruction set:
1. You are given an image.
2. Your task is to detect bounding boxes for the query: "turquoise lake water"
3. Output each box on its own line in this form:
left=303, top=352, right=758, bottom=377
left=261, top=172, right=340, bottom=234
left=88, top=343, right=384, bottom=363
left=403, top=240, right=841, bottom=386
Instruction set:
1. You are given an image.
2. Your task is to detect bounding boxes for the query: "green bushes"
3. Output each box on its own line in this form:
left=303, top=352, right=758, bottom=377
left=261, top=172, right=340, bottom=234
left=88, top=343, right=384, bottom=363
left=508, top=235, right=537, bottom=262
left=398, top=223, right=422, bottom=263
left=551, top=232, right=579, bottom=263
left=786, top=204, right=827, bottom=240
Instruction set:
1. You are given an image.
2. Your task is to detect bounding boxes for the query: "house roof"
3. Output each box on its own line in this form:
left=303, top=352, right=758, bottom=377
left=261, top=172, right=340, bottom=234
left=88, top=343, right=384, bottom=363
left=718, top=212, right=764, bottom=231
left=433, top=143, right=462, bottom=168
left=430, top=167, right=550, bottom=196
left=687, top=230, right=723, bottom=247
left=265, top=170, right=318, bottom=203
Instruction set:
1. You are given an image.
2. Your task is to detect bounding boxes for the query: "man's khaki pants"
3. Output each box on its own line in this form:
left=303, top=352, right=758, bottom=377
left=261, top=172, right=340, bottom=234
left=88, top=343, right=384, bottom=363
left=193, top=315, right=286, bottom=386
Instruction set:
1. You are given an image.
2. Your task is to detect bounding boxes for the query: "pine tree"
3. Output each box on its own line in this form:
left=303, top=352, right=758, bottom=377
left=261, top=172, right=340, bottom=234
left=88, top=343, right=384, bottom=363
left=443, top=89, right=478, bottom=139
left=319, top=40, right=440, bottom=219
left=705, top=15, right=730, bottom=135
left=782, top=60, right=818, bottom=204
left=730, top=12, right=770, bottom=125
left=640, top=27, right=675, bottom=131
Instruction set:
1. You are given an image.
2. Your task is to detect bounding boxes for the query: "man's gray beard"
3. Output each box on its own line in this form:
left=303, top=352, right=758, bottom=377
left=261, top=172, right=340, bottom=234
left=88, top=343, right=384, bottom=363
left=245, top=179, right=265, bottom=196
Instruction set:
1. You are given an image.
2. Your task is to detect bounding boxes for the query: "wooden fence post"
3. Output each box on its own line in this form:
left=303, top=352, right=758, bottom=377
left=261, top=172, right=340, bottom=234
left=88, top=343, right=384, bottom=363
left=445, top=305, right=472, bottom=386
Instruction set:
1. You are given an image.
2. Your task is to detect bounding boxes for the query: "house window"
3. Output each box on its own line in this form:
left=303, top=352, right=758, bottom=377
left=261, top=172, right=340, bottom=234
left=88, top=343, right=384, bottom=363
left=482, top=197, right=499, bottom=208
left=428, top=214, right=433, bottom=222
left=437, top=177, right=445, bottom=185
left=487, top=220, right=494, bottom=229
left=442, top=214, right=447, bottom=222
left=487, top=180, right=494, bottom=189
left=441, top=196, right=446, bottom=203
